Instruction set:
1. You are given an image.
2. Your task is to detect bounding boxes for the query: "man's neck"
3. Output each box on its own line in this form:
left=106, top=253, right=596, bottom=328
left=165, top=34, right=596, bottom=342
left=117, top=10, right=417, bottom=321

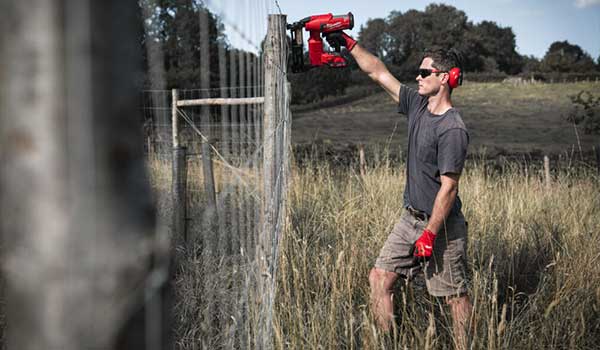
left=427, top=93, right=453, bottom=115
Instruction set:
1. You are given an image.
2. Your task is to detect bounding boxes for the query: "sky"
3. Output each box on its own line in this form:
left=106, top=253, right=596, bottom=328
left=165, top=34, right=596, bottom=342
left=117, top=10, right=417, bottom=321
left=273, top=0, right=600, bottom=60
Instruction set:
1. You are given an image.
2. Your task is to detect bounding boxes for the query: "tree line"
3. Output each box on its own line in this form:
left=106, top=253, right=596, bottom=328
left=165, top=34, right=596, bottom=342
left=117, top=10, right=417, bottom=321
left=358, top=4, right=598, bottom=76
left=290, top=4, right=600, bottom=103
left=140, top=0, right=258, bottom=91
left=138, top=1, right=600, bottom=103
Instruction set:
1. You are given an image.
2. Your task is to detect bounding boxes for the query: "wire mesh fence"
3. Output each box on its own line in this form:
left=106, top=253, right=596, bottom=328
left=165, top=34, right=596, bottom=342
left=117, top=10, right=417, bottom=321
left=1, top=0, right=289, bottom=348
left=142, top=1, right=290, bottom=348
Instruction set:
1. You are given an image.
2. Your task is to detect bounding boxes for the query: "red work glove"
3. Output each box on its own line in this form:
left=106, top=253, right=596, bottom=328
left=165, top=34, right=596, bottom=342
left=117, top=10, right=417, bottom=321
left=324, top=31, right=357, bottom=52
left=413, top=229, right=436, bottom=259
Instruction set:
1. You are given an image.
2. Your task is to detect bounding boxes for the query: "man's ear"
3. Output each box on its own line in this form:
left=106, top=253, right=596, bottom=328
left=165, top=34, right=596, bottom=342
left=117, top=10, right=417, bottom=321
left=440, top=72, right=450, bottom=85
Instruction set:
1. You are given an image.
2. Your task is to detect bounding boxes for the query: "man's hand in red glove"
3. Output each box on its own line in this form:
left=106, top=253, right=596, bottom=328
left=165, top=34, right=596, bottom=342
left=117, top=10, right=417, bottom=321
left=324, top=31, right=357, bottom=52
left=413, top=229, right=437, bottom=260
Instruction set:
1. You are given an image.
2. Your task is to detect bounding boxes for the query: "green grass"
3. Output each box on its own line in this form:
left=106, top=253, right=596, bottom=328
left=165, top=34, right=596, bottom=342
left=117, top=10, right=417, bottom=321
left=292, top=81, right=600, bottom=155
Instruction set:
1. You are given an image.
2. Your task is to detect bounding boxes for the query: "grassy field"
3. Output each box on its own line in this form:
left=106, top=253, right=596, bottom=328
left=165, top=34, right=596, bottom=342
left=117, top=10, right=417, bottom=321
left=271, top=159, right=600, bottom=349
left=149, top=82, right=600, bottom=349
left=159, top=154, right=600, bottom=349
left=292, top=81, right=600, bottom=156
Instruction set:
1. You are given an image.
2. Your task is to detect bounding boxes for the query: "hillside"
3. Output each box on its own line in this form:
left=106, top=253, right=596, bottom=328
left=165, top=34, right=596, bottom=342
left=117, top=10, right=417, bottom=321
left=292, top=81, right=600, bottom=158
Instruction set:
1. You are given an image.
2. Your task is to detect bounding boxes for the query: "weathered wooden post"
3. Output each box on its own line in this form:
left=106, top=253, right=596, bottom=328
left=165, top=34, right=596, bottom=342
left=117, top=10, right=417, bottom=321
left=0, top=1, right=169, bottom=349
left=359, top=144, right=367, bottom=177
left=172, top=89, right=180, bottom=149
left=595, top=145, right=600, bottom=176
left=198, top=7, right=218, bottom=246
left=544, top=155, right=551, bottom=188
left=259, top=13, right=287, bottom=350
left=172, top=89, right=188, bottom=249
left=201, top=141, right=217, bottom=219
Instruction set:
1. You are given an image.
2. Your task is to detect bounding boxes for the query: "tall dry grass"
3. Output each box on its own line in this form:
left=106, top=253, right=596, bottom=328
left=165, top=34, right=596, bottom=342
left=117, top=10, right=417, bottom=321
left=274, top=157, right=600, bottom=349
left=148, top=154, right=600, bottom=349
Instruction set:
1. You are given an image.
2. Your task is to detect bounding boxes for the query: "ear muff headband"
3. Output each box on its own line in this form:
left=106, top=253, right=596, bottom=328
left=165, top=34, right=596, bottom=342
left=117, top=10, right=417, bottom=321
left=448, top=67, right=462, bottom=89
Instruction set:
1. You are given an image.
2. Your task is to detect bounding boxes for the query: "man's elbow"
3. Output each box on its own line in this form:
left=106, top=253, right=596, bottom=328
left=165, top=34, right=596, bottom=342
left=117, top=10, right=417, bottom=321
left=441, top=173, right=460, bottom=195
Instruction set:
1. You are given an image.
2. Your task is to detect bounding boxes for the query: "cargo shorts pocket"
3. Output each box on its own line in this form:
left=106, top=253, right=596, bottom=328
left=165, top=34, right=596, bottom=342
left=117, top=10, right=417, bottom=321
left=424, top=221, right=468, bottom=297
left=374, top=214, right=423, bottom=277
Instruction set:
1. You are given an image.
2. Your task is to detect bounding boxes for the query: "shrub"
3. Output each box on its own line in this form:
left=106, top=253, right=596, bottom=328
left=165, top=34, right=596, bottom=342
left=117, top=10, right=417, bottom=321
left=566, top=90, right=600, bottom=135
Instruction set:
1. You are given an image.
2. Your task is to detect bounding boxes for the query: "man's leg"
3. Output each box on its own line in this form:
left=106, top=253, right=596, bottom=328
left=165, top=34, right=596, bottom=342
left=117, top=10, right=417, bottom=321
left=368, top=267, right=399, bottom=331
left=447, top=294, right=472, bottom=350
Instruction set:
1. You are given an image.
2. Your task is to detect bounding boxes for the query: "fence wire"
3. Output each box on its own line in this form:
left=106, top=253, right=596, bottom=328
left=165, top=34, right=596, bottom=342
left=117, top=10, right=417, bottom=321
left=142, top=1, right=289, bottom=348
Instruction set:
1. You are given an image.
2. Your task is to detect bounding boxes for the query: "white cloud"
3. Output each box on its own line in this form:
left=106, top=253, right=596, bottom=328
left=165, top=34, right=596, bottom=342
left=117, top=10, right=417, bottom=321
left=575, top=0, right=600, bottom=8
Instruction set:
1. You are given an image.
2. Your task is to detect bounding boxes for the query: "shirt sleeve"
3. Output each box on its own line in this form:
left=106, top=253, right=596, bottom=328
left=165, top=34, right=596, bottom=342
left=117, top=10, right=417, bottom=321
left=397, top=85, right=425, bottom=116
left=437, top=128, right=469, bottom=175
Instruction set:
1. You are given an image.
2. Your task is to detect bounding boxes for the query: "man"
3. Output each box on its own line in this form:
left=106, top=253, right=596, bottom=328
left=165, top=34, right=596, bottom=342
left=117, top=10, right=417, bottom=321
left=326, top=32, right=472, bottom=348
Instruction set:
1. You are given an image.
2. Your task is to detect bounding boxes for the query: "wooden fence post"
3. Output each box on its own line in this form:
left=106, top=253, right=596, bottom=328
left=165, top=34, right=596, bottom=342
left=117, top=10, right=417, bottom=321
left=173, top=146, right=188, bottom=247
left=595, top=145, right=600, bottom=176
left=260, top=13, right=287, bottom=350
left=172, top=89, right=188, bottom=250
left=202, top=140, right=217, bottom=216
left=172, top=89, right=180, bottom=148
left=544, top=155, right=551, bottom=188
left=359, top=144, right=367, bottom=177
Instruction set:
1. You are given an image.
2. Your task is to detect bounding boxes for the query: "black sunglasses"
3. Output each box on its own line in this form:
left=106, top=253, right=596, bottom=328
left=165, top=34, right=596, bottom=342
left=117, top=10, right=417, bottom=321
left=418, top=68, right=447, bottom=78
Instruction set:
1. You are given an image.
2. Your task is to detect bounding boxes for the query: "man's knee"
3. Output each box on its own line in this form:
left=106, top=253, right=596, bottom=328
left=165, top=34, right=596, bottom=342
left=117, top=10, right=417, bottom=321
left=446, top=293, right=470, bottom=306
left=369, top=268, right=397, bottom=293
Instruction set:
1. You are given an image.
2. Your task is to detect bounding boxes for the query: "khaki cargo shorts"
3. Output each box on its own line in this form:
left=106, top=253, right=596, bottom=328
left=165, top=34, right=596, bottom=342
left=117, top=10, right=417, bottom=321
left=374, top=210, right=468, bottom=297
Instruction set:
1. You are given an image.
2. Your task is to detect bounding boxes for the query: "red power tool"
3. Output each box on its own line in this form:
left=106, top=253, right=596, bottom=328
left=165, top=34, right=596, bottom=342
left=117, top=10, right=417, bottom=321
left=287, top=12, right=354, bottom=73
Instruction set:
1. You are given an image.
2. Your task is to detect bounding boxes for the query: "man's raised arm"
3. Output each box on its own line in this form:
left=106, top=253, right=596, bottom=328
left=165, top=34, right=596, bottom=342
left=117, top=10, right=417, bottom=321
left=326, top=32, right=401, bottom=103
left=351, top=45, right=402, bottom=103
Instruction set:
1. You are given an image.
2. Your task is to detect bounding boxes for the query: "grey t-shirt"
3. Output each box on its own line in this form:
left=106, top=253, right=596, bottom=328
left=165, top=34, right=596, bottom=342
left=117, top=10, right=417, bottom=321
left=398, top=85, right=469, bottom=218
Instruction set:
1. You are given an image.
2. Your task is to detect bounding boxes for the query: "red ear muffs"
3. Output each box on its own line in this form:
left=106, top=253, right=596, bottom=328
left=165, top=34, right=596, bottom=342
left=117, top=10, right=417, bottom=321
left=448, top=67, right=462, bottom=89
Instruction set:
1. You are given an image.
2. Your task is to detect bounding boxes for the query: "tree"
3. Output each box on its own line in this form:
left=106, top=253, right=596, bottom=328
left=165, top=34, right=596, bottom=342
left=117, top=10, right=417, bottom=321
left=456, top=23, right=486, bottom=72
left=542, top=41, right=596, bottom=73
left=471, top=21, right=522, bottom=74
left=140, top=0, right=228, bottom=88
left=383, top=5, right=471, bottom=76
left=521, top=55, right=542, bottom=73
left=358, top=18, right=388, bottom=59
left=419, top=4, right=470, bottom=51
left=365, top=5, right=522, bottom=75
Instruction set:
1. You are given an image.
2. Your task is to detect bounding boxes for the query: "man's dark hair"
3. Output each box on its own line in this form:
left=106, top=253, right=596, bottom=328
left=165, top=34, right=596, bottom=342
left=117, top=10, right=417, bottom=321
left=422, top=47, right=462, bottom=72
left=422, top=47, right=463, bottom=93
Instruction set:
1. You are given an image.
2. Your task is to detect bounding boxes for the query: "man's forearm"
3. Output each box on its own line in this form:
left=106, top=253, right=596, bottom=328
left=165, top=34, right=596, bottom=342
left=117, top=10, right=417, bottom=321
left=426, top=184, right=458, bottom=234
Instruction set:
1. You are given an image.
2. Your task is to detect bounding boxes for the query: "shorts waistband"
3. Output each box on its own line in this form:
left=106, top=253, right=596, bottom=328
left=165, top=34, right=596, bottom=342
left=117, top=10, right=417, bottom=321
left=406, top=206, right=429, bottom=221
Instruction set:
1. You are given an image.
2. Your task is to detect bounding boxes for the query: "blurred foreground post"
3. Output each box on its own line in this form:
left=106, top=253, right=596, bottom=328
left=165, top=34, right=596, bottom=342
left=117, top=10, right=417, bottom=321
left=0, top=1, right=170, bottom=349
